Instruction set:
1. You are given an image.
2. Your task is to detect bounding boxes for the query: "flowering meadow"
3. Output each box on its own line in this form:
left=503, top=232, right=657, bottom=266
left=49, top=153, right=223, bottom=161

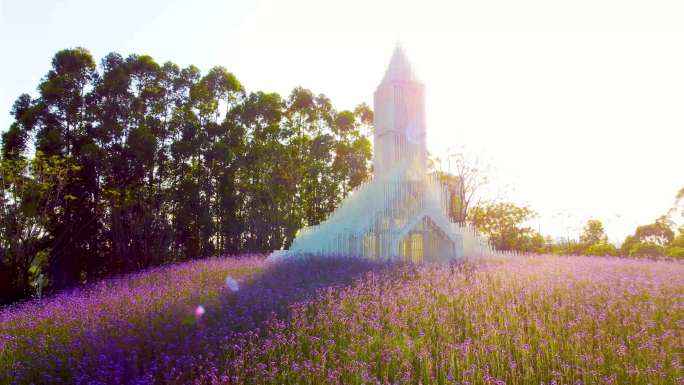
left=1, top=255, right=683, bottom=384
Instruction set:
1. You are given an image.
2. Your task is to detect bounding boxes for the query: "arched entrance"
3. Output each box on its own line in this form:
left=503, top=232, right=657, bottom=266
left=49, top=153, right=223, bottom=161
left=398, top=216, right=455, bottom=262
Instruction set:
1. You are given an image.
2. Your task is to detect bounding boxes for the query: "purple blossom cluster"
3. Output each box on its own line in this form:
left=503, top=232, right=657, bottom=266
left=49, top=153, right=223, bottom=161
left=214, top=256, right=683, bottom=385
left=1, top=255, right=683, bottom=385
left=0, top=256, right=256, bottom=384
left=1, top=255, right=382, bottom=384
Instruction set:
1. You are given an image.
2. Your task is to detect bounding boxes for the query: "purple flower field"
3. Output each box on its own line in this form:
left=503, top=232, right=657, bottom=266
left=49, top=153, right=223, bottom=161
left=1, top=255, right=682, bottom=384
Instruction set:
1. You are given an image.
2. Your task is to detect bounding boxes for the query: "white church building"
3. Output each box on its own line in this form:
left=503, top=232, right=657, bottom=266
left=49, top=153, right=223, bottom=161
left=272, top=46, right=493, bottom=262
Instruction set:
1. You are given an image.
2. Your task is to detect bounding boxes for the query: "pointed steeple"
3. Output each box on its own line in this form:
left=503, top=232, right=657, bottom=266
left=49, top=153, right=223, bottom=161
left=374, top=43, right=427, bottom=177
left=382, top=43, right=418, bottom=83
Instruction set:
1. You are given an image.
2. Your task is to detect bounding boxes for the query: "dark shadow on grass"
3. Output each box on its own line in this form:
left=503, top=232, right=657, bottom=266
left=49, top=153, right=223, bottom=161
left=5, top=256, right=471, bottom=384
left=64, top=256, right=397, bottom=385
left=209, top=255, right=394, bottom=332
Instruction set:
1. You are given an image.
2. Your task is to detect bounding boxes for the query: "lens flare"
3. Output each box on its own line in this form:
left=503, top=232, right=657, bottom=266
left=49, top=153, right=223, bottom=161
left=225, top=275, right=239, bottom=292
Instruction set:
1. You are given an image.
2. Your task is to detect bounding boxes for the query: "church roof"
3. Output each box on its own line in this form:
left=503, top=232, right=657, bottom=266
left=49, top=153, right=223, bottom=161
left=288, top=163, right=460, bottom=255
left=382, top=44, right=418, bottom=83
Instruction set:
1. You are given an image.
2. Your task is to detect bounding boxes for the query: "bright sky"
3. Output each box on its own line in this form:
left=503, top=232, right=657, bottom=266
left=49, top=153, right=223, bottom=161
left=1, top=0, right=682, bottom=243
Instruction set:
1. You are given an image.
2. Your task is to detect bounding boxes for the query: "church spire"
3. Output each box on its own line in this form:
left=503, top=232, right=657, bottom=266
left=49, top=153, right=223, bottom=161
left=382, top=43, right=418, bottom=83
left=373, top=44, right=427, bottom=177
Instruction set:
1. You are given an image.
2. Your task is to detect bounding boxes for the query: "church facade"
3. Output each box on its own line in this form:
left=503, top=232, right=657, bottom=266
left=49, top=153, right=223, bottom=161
left=272, top=46, right=492, bottom=262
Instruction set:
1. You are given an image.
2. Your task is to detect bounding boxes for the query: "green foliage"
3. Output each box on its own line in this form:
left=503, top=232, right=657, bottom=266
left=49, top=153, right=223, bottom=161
left=579, top=219, right=608, bottom=245
left=434, top=171, right=465, bottom=224
left=469, top=184, right=684, bottom=258
left=0, top=48, right=372, bottom=304
left=633, top=216, right=675, bottom=245
left=664, top=246, right=684, bottom=258
left=0, top=152, right=74, bottom=303
left=585, top=242, right=618, bottom=256
left=620, top=216, right=678, bottom=258
left=563, top=219, right=618, bottom=256
left=628, top=242, right=665, bottom=257
left=671, top=228, right=684, bottom=247
left=433, top=152, right=489, bottom=225
left=468, top=202, right=544, bottom=252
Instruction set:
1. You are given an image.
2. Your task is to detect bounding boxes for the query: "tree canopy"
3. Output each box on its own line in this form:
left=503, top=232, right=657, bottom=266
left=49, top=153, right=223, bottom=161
left=0, top=48, right=372, bottom=304
left=468, top=202, right=544, bottom=253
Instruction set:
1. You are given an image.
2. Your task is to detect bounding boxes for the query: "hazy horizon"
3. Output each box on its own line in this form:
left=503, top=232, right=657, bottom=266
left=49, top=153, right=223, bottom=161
left=1, top=0, right=682, bottom=243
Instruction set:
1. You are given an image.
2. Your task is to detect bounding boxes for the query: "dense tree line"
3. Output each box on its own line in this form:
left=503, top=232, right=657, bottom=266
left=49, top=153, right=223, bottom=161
left=546, top=187, right=684, bottom=258
left=468, top=202, right=545, bottom=252
left=466, top=195, right=684, bottom=257
left=438, top=153, right=684, bottom=257
left=0, top=48, right=372, bottom=304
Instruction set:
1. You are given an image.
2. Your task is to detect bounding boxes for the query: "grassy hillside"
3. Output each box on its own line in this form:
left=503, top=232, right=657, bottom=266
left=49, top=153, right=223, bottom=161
left=1, top=255, right=682, bottom=384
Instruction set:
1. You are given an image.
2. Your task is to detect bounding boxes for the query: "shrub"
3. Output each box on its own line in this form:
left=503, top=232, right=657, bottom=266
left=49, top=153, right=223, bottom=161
left=585, top=242, right=618, bottom=256
left=664, top=246, right=684, bottom=258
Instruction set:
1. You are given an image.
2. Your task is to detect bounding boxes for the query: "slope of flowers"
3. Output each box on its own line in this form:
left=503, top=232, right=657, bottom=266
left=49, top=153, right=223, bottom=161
left=0, top=256, right=263, bottom=384
left=0, top=256, right=386, bottom=384
left=214, top=256, right=684, bottom=385
left=1, top=255, right=683, bottom=384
